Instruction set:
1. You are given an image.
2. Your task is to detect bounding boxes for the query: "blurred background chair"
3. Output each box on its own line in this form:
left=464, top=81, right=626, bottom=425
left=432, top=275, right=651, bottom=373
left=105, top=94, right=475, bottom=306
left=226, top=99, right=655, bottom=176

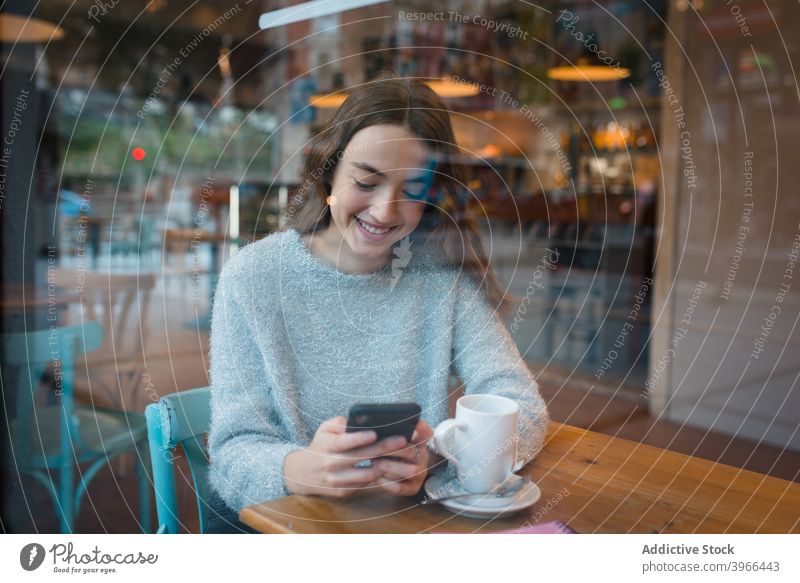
left=145, top=386, right=211, bottom=534
left=51, top=269, right=157, bottom=412
left=108, top=216, right=162, bottom=267
left=1, top=322, right=150, bottom=533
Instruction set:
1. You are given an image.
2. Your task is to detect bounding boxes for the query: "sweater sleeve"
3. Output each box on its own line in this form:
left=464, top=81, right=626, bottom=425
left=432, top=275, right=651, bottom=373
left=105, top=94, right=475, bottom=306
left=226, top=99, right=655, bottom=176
left=450, top=274, right=550, bottom=471
left=207, top=266, right=305, bottom=512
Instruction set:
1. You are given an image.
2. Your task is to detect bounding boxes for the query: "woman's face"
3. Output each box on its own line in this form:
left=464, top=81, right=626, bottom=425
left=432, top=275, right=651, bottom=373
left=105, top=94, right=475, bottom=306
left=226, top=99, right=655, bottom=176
left=320, top=124, right=431, bottom=273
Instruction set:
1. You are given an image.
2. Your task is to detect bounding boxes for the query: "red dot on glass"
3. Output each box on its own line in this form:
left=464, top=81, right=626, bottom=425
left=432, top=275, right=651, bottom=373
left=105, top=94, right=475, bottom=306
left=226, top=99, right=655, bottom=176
left=132, top=147, right=146, bottom=161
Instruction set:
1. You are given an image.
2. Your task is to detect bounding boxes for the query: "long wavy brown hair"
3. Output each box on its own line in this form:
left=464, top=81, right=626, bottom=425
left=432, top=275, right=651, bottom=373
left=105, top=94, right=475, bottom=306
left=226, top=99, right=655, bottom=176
left=285, top=70, right=511, bottom=313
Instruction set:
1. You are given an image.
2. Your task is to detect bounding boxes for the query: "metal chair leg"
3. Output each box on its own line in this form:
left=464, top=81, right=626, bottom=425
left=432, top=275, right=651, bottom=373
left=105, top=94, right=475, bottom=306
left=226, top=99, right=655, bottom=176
left=59, top=460, right=75, bottom=533
left=136, top=443, right=152, bottom=533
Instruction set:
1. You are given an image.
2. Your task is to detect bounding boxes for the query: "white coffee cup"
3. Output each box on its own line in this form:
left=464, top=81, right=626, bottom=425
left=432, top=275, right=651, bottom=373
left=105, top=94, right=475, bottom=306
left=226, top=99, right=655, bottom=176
left=432, top=394, right=519, bottom=493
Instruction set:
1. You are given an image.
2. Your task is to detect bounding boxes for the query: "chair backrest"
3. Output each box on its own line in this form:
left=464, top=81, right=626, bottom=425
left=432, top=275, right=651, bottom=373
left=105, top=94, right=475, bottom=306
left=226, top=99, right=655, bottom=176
left=52, top=269, right=157, bottom=409
left=51, top=269, right=157, bottom=364
left=145, top=386, right=211, bottom=534
left=0, top=322, right=103, bottom=459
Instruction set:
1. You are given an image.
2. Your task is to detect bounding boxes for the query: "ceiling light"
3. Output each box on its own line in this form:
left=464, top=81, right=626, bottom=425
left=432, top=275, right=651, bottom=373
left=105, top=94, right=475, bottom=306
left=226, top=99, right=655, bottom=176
left=547, top=65, right=630, bottom=82
left=0, top=13, right=64, bottom=43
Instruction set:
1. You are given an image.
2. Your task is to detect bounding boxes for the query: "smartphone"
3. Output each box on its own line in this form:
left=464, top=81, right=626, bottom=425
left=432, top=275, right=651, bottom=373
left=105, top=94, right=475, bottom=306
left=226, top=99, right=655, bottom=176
left=346, top=402, right=422, bottom=442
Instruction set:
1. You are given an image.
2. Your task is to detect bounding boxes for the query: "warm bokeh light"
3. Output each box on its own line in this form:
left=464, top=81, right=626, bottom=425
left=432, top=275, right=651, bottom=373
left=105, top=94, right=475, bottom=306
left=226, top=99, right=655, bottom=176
left=309, top=92, right=349, bottom=109
left=0, top=13, right=64, bottom=43
left=547, top=65, right=631, bottom=82
left=423, top=77, right=481, bottom=98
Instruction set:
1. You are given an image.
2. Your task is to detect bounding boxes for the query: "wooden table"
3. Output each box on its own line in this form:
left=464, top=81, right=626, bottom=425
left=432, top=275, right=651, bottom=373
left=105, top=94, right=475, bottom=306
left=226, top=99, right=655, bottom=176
left=240, top=422, right=800, bottom=534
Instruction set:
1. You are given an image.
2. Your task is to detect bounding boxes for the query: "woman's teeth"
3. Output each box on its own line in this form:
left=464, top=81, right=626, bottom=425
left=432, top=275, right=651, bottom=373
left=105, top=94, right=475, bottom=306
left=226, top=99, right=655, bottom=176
left=356, top=216, right=391, bottom=235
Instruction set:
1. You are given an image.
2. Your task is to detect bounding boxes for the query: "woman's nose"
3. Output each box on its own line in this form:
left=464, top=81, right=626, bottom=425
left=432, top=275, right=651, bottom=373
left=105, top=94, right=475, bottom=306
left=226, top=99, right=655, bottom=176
left=369, top=187, right=402, bottom=224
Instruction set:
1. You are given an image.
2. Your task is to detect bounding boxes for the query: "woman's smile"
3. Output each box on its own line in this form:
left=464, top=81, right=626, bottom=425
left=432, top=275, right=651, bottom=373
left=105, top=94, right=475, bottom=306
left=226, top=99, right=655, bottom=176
left=353, top=215, right=399, bottom=241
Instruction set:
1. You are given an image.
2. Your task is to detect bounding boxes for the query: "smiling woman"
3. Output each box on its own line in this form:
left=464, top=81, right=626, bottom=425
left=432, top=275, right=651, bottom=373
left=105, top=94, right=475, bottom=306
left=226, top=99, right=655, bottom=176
left=302, top=123, right=430, bottom=274
left=205, top=70, right=549, bottom=532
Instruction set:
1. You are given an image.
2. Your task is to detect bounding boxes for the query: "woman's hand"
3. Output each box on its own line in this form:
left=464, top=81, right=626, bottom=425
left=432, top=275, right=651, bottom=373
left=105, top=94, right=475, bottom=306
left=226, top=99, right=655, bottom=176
left=283, top=415, right=410, bottom=498
left=373, top=421, right=434, bottom=496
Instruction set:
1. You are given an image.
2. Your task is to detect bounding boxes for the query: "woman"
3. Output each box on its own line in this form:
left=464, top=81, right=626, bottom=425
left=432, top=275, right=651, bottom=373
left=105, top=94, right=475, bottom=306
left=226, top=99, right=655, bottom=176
left=205, top=71, right=548, bottom=533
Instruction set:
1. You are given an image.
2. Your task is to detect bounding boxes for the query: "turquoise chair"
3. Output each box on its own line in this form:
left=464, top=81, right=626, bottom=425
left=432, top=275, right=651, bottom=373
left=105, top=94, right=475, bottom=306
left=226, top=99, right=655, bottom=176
left=145, top=377, right=462, bottom=533
left=145, top=387, right=211, bottom=533
left=2, top=322, right=151, bottom=533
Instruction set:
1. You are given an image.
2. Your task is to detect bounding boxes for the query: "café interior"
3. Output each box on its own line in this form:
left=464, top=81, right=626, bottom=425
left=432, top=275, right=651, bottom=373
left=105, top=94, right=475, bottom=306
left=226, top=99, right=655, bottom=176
left=1, top=0, right=798, bottom=533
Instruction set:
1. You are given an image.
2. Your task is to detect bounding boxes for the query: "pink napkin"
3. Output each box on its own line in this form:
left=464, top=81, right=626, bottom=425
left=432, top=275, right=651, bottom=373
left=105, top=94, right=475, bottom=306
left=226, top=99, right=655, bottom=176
left=432, top=521, right=576, bottom=534
left=492, top=520, right=576, bottom=534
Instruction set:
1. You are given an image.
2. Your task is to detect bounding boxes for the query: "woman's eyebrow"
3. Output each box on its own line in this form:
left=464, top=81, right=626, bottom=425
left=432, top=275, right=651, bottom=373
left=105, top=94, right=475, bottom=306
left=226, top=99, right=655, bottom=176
left=351, top=161, right=386, bottom=178
left=351, top=160, right=432, bottom=183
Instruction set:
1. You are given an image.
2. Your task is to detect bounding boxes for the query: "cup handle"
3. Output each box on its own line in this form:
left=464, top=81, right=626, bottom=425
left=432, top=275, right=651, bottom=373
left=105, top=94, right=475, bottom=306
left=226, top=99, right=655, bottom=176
left=432, top=419, right=466, bottom=475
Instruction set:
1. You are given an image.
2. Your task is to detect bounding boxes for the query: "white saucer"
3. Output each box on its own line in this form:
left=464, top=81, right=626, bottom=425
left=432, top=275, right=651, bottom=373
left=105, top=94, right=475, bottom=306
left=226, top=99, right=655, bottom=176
left=424, top=472, right=541, bottom=519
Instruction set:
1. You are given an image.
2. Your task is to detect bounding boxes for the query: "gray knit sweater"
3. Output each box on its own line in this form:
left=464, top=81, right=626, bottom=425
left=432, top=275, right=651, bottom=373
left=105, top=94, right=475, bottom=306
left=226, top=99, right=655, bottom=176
left=208, top=228, right=549, bottom=512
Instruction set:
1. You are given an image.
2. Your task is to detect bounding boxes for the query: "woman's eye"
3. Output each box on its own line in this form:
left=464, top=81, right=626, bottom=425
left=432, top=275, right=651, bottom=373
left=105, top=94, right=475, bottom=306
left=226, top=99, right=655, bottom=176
left=353, top=179, right=377, bottom=191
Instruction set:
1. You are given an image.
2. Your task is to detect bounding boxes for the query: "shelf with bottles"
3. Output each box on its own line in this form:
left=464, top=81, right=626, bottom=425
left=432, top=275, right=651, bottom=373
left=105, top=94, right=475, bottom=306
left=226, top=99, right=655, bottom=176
left=541, top=236, right=643, bottom=251
left=558, top=113, right=659, bottom=151
left=583, top=147, right=659, bottom=156
left=552, top=114, right=661, bottom=200
left=473, top=192, right=656, bottom=228
left=511, top=233, right=652, bottom=373
left=553, top=96, right=662, bottom=116
left=449, top=152, right=536, bottom=169
left=550, top=293, right=650, bottom=326
left=506, top=266, right=652, bottom=377
left=588, top=120, right=658, bottom=151
left=572, top=155, right=660, bottom=200
left=541, top=291, right=651, bottom=375
left=550, top=264, right=646, bottom=305
left=528, top=218, right=649, bottom=250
